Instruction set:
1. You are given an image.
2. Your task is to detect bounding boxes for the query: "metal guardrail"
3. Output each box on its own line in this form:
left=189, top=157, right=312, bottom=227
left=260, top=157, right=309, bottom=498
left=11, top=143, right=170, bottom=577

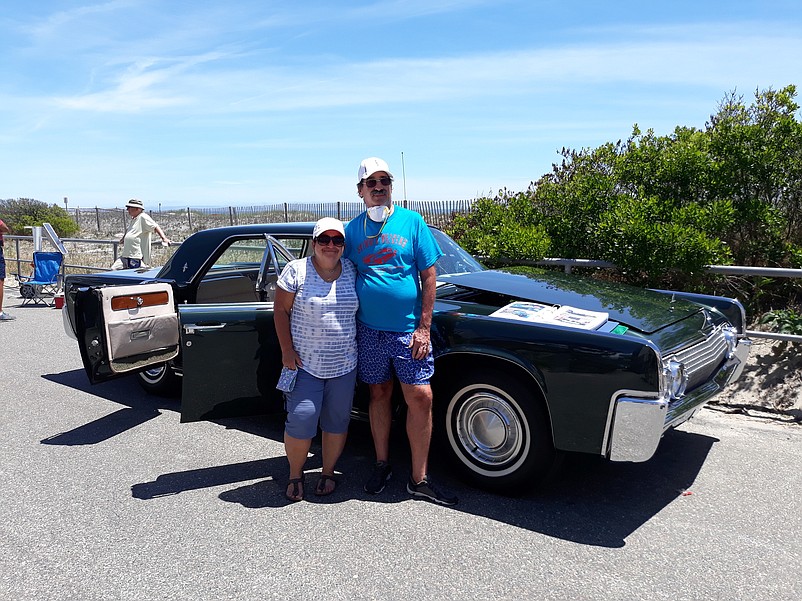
left=5, top=235, right=177, bottom=274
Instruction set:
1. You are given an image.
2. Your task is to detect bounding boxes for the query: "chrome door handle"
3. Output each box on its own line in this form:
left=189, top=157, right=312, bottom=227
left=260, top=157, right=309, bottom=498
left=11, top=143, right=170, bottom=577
left=184, top=323, right=226, bottom=334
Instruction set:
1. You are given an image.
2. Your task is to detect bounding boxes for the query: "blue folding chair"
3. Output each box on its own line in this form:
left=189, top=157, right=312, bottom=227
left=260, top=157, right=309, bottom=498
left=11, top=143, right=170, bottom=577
left=18, top=251, right=64, bottom=306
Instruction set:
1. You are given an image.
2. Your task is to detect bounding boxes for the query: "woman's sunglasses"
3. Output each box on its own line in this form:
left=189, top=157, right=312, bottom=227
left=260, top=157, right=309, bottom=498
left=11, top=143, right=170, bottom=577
left=315, top=234, right=345, bottom=247
left=364, top=177, right=393, bottom=188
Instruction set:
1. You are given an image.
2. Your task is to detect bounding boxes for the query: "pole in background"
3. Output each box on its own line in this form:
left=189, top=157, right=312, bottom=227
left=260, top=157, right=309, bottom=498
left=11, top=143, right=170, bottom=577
left=401, top=151, right=408, bottom=206
left=63, top=197, right=68, bottom=212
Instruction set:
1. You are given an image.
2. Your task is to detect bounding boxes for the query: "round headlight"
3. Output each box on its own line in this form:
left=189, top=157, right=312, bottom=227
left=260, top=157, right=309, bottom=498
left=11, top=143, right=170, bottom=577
left=662, top=360, right=688, bottom=400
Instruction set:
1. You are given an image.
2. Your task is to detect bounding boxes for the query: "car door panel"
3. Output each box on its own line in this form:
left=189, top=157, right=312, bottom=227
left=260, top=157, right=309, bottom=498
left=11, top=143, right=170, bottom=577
left=178, top=303, right=284, bottom=422
left=75, top=282, right=180, bottom=383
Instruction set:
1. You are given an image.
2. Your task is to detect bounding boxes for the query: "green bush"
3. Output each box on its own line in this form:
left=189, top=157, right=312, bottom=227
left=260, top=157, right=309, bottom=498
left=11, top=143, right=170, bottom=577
left=447, top=85, right=802, bottom=304
left=450, top=192, right=550, bottom=263
left=759, top=308, right=802, bottom=353
left=0, top=198, right=79, bottom=238
left=595, top=196, right=732, bottom=285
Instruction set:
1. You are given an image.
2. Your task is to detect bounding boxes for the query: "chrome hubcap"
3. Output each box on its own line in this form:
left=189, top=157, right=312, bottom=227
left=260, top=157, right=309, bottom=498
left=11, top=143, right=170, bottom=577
left=456, top=392, right=522, bottom=466
left=141, top=365, right=165, bottom=383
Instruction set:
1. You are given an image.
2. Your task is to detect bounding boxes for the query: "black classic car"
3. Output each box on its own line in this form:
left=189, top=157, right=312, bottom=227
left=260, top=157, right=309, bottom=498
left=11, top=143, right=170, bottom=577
left=62, top=222, right=751, bottom=492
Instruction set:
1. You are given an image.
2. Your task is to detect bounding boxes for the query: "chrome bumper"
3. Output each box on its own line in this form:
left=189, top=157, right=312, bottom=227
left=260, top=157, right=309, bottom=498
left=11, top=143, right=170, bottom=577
left=62, top=303, right=77, bottom=341
left=608, top=338, right=752, bottom=462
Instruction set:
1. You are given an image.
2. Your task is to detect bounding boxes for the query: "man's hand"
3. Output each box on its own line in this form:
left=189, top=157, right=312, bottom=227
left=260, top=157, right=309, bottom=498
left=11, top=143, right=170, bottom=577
left=409, top=326, right=431, bottom=359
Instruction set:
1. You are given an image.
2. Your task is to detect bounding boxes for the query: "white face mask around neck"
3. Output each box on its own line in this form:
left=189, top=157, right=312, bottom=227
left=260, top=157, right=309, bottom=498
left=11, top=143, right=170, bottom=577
left=367, top=204, right=393, bottom=222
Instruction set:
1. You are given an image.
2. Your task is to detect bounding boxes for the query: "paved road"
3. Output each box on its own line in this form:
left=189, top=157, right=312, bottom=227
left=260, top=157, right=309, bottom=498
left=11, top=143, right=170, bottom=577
left=1, top=302, right=801, bottom=600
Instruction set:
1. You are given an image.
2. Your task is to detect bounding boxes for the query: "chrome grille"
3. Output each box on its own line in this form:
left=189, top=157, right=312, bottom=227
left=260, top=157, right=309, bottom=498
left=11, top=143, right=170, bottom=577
left=667, top=325, right=729, bottom=390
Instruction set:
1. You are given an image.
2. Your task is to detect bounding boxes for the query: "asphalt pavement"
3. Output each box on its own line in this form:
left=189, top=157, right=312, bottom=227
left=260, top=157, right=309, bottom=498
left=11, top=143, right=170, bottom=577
left=1, top=298, right=801, bottom=600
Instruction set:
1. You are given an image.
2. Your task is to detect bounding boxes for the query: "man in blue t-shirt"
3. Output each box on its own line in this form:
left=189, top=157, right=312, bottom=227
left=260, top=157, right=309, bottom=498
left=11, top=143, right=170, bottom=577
left=344, top=157, right=457, bottom=506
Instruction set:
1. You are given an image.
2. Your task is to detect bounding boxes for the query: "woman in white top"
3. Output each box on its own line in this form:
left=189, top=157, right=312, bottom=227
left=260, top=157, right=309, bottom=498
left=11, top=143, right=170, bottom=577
left=274, top=217, right=359, bottom=501
left=119, top=199, right=170, bottom=269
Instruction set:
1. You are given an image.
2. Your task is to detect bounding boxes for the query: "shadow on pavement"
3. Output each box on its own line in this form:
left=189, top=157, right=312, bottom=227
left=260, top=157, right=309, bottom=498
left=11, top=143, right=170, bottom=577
left=40, top=369, right=179, bottom=445
left=40, top=368, right=719, bottom=548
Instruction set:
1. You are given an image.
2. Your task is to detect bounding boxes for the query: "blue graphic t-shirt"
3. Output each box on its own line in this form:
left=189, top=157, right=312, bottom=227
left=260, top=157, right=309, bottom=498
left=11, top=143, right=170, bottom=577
left=344, top=206, right=442, bottom=333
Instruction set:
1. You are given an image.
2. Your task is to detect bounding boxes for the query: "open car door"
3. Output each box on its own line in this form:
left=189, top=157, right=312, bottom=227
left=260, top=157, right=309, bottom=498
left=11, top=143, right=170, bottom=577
left=178, top=303, right=284, bottom=422
left=179, top=234, right=295, bottom=422
left=74, top=282, right=180, bottom=384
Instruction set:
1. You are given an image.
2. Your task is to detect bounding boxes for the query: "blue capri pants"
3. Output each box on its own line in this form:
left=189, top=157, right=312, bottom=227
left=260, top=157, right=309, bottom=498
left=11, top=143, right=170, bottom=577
left=284, top=368, right=357, bottom=440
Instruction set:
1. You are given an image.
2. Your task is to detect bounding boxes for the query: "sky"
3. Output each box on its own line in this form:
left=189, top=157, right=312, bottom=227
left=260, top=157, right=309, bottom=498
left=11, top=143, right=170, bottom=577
left=2, top=1, right=801, bottom=210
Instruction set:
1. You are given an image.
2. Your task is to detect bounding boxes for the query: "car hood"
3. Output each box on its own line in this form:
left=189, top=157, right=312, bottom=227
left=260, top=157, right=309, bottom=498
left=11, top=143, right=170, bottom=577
left=438, top=268, right=703, bottom=334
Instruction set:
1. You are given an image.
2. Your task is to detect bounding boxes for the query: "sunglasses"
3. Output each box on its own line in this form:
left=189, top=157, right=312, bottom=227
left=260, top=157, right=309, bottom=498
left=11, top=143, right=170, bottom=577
left=315, top=234, right=345, bottom=247
left=364, top=176, right=393, bottom=188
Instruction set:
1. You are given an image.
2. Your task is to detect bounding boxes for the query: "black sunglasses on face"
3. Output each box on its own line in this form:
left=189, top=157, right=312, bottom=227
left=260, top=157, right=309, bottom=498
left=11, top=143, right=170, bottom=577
left=364, top=177, right=393, bottom=188
left=315, top=234, right=345, bottom=247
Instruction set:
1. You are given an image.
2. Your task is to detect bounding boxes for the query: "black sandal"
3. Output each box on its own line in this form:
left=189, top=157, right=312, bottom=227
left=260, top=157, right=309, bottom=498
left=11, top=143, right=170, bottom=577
left=285, top=476, right=305, bottom=502
left=314, top=474, right=337, bottom=496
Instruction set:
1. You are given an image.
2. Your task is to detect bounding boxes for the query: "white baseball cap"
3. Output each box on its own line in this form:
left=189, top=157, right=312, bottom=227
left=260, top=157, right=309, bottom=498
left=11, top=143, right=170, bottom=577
left=313, top=217, right=345, bottom=239
left=357, top=157, right=394, bottom=182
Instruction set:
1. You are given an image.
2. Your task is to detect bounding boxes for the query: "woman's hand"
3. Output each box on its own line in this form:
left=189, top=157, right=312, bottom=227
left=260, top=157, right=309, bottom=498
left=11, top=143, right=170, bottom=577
left=282, top=349, right=303, bottom=369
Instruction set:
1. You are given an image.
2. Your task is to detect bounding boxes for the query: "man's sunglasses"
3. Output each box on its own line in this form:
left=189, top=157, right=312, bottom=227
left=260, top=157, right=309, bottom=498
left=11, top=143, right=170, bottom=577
left=363, top=177, right=393, bottom=188
left=315, top=234, right=345, bottom=247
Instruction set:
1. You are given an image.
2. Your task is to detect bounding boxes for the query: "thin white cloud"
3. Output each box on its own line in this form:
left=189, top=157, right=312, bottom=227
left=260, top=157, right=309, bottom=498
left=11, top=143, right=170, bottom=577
left=4, top=3, right=802, bottom=207
left=24, top=0, right=141, bottom=38
left=50, top=24, right=801, bottom=115
left=338, top=0, right=497, bottom=20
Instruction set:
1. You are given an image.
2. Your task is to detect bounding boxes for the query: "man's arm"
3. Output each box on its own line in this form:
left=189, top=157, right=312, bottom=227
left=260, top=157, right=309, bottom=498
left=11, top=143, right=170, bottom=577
left=410, top=264, right=437, bottom=358
left=418, top=265, right=437, bottom=330
left=153, top=225, right=170, bottom=245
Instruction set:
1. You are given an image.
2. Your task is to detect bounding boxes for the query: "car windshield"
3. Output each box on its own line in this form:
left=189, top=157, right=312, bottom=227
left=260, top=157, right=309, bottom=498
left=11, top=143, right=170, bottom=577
left=430, top=228, right=485, bottom=276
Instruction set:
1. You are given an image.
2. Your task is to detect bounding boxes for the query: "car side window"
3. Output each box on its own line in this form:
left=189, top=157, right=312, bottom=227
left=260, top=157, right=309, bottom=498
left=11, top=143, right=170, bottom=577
left=194, top=235, right=309, bottom=304
left=276, top=237, right=308, bottom=260
left=196, top=238, right=268, bottom=304
left=213, top=239, right=269, bottom=267
left=256, top=236, right=302, bottom=302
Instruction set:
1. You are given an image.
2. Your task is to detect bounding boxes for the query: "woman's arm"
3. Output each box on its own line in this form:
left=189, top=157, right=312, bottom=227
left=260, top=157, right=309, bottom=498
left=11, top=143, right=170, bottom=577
left=273, top=287, right=302, bottom=368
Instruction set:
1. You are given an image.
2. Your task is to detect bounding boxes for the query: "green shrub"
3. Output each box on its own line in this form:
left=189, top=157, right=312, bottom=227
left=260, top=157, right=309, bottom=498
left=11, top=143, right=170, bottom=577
left=759, top=308, right=802, bottom=353
left=0, top=198, right=79, bottom=238
left=595, top=196, right=732, bottom=286
left=449, top=192, right=550, bottom=263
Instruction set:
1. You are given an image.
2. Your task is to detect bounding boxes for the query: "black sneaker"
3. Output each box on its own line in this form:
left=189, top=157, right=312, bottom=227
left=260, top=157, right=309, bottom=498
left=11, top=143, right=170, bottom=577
left=407, top=476, right=458, bottom=506
left=364, top=461, right=392, bottom=494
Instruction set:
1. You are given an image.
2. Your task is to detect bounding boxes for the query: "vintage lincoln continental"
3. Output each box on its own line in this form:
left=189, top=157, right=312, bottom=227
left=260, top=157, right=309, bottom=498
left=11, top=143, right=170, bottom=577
left=62, top=222, right=751, bottom=492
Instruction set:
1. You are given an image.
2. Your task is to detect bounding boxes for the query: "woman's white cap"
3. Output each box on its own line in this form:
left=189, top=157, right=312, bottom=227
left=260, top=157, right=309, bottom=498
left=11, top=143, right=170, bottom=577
left=313, top=217, right=345, bottom=239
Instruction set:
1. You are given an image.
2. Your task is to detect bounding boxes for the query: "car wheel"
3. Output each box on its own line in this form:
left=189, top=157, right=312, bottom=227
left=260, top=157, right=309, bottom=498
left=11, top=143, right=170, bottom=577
left=136, top=363, right=180, bottom=397
left=439, top=370, right=555, bottom=493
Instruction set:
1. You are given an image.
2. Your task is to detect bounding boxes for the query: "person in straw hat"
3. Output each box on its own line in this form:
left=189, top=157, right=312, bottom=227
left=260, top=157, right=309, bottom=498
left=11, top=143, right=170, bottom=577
left=118, top=199, right=170, bottom=269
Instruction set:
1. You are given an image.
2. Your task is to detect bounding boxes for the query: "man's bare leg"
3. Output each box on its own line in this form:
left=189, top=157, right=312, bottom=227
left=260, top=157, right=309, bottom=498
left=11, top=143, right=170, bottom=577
left=368, top=380, right=394, bottom=462
left=400, top=382, right=433, bottom=483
